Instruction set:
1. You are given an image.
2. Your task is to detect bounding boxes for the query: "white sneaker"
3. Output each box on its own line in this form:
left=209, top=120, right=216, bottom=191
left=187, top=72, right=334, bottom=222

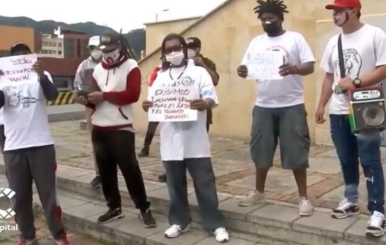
left=239, top=190, right=265, bottom=206
left=366, top=211, right=386, bottom=237
left=212, top=227, right=229, bottom=243
left=331, top=198, right=359, bottom=219
left=164, top=224, right=190, bottom=238
left=299, top=197, right=313, bottom=216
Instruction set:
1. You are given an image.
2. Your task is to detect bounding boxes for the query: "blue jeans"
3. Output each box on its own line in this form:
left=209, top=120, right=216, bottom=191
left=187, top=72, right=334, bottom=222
left=330, top=114, right=385, bottom=214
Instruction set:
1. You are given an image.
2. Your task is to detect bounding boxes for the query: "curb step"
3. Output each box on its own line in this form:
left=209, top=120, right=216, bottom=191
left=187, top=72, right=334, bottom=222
left=0, top=164, right=385, bottom=245
left=30, top=186, right=297, bottom=245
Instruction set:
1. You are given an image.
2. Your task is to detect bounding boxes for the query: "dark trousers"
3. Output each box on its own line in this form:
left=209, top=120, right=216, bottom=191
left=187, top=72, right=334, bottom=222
left=163, top=158, right=225, bottom=231
left=92, top=129, right=150, bottom=212
left=0, top=125, right=5, bottom=152
left=330, top=114, right=385, bottom=214
left=143, top=122, right=159, bottom=147
left=4, top=145, right=66, bottom=240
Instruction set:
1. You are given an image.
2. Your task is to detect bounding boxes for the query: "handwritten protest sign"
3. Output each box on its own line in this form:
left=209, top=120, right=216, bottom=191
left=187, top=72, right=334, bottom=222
left=148, top=86, right=199, bottom=122
left=0, top=54, right=38, bottom=86
left=246, top=51, right=283, bottom=80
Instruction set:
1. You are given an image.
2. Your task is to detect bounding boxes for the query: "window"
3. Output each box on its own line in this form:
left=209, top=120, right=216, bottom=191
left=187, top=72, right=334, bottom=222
left=58, top=43, right=62, bottom=47
left=77, top=39, right=81, bottom=58
left=58, top=51, right=62, bottom=55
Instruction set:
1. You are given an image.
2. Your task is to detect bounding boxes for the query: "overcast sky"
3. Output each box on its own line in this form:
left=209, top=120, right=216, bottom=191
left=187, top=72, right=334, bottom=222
left=1, top=0, right=227, bottom=32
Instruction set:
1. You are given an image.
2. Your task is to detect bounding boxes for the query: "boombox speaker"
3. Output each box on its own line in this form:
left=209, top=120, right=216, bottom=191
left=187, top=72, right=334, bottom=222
left=348, top=86, right=386, bottom=133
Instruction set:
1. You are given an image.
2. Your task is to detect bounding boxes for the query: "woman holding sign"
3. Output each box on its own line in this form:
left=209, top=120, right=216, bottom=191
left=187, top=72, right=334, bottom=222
left=142, top=33, right=229, bottom=243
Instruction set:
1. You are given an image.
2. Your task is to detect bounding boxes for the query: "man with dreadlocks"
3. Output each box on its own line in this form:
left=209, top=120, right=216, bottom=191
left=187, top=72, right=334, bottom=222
left=237, top=0, right=315, bottom=216
left=76, top=31, right=157, bottom=227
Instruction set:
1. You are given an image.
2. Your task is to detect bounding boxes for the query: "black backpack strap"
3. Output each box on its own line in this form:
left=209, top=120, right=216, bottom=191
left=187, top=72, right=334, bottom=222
left=337, top=34, right=345, bottom=78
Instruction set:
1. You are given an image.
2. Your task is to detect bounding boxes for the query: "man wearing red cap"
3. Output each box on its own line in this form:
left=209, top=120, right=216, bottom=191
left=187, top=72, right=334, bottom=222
left=316, top=0, right=386, bottom=237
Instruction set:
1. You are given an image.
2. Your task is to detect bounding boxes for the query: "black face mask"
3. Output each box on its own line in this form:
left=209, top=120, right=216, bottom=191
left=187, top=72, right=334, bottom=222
left=262, top=21, right=280, bottom=35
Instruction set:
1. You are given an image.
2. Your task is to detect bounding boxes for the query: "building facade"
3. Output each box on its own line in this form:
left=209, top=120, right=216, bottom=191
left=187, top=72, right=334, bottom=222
left=144, top=16, right=201, bottom=56
left=38, top=34, right=64, bottom=58
left=52, top=27, right=89, bottom=59
left=0, top=25, right=41, bottom=56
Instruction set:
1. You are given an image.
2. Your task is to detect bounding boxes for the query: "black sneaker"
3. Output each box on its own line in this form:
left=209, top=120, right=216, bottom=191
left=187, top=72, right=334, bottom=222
left=331, top=199, right=359, bottom=219
left=138, top=146, right=149, bottom=157
left=158, top=173, right=167, bottom=182
left=139, top=209, right=157, bottom=228
left=97, top=208, right=124, bottom=224
left=366, top=211, right=386, bottom=237
left=90, top=176, right=101, bottom=189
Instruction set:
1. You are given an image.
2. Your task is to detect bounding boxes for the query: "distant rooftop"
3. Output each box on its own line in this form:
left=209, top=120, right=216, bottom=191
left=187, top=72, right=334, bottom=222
left=144, top=16, right=202, bottom=26
left=53, top=26, right=87, bottom=37
left=60, top=29, right=86, bottom=35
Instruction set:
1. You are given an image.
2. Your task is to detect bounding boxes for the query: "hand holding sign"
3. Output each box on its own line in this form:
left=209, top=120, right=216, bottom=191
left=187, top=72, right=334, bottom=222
left=148, top=86, right=199, bottom=122
left=142, top=100, right=153, bottom=112
left=237, top=65, right=248, bottom=78
left=246, top=51, right=284, bottom=80
left=279, top=63, right=299, bottom=76
left=32, top=61, right=44, bottom=76
left=190, top=99, right=208, bottom=111
left=0, top=54, right=38, bottom=86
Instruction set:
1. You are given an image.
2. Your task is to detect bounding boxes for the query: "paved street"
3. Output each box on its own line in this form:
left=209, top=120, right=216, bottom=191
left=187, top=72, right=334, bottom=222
left=50, top=120, right=386, bottom=214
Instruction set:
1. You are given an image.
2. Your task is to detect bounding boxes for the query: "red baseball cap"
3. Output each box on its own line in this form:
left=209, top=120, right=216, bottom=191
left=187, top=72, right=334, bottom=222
left=325, top=0, right=361, bottom=10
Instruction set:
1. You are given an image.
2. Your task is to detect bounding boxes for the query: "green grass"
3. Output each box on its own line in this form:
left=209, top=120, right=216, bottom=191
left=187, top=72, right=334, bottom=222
left=0, top=237, right=11, bottom=243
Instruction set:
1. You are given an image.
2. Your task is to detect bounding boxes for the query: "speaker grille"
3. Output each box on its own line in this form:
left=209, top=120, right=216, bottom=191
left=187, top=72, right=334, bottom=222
left=362, top=105, right=385, bottom=126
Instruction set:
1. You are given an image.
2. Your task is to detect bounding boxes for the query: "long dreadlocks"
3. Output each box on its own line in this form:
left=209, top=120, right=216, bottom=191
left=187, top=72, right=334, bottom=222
left=254, top=0, right=289, bottom=20
left=119, top=29, right=136, bottom=59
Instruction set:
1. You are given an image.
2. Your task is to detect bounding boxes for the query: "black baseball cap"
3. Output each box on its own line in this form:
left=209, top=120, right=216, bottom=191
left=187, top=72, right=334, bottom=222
left=99, top=31, right=121, bottom=52
left=186, top=37, right=201, bottom=49
left=10, top=42, right=31, bottom=54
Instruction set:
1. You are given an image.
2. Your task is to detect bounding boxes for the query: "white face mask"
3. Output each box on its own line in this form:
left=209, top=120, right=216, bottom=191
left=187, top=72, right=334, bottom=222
left=333, top=9, right=353, bottom=27
left=102, top=49, right=120, bottom=64
left=187, top=49, right=196, bottom=59
left=165, top=51, right=185, bottom=66
left=91, top=50, right=102, bottom=60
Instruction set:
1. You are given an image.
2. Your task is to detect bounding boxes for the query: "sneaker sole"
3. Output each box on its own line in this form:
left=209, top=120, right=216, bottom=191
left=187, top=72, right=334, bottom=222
left=143, top=221, right=158, bottom=228
left=165, top=226, right=190, bottom=238
left=299, top=211, right=313, bottom=217
left=90, top=183, right=101, bottom=189
left=331, top=211, right=359, bottom=219
left=214, top=238, right=230, bottom=243
left=139, top=216, right=158, bottom=228
left=239, top=200, right=264, bottom=207
left=97, top=214, right=124, bottom=224
left=366, top=229, right=386, bottom=237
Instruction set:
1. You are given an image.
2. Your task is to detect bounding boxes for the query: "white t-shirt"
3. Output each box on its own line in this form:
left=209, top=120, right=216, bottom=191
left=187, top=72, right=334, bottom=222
left=1, top=71, right=54, bottom=151
left=320, top=24, right=386, bottom=114
left=241, top=31, right=315, bottom=108
left=148, top=61, right=218, bottom=161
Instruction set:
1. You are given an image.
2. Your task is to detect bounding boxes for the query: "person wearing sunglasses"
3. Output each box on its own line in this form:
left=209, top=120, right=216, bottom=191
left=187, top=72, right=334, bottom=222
left=142, top=33, right=229, bottom=243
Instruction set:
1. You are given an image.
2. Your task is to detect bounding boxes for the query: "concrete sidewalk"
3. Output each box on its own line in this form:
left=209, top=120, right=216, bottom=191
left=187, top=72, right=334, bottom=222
left=1, top=120, right=386, bottom=244
left=46, top=120, right=386, bottom=214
